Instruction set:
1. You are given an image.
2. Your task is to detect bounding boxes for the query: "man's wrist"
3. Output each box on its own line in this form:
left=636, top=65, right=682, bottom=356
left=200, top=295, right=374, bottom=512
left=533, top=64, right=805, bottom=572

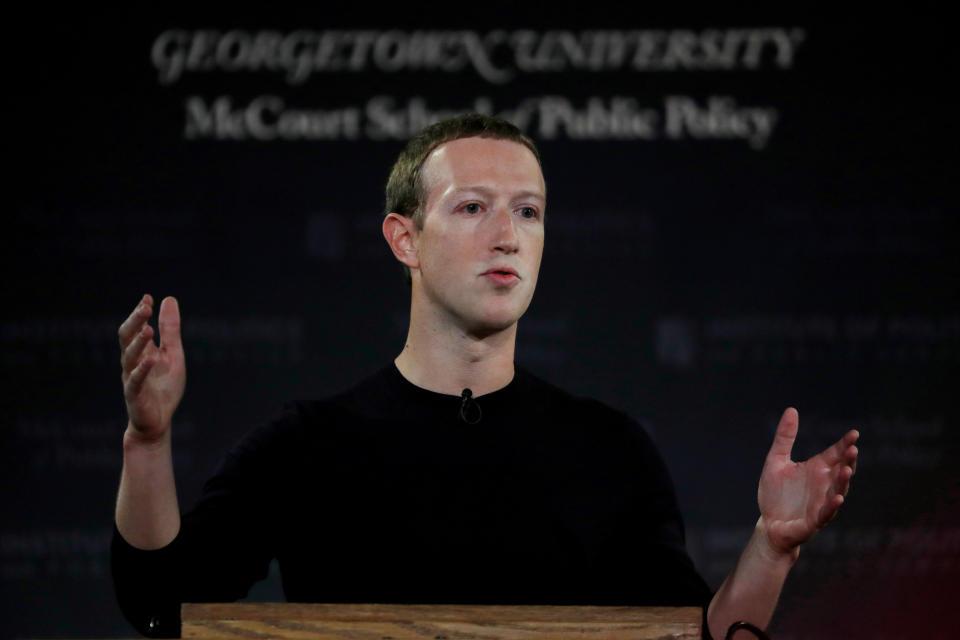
left=755, top=517, right=801, bottom=565
left=122, top=422, right=171, bottom=453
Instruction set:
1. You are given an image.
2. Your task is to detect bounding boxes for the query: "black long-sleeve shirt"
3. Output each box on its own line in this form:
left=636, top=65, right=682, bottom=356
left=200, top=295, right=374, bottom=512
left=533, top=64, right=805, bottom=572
left=112, top=364, right=712, bottom=637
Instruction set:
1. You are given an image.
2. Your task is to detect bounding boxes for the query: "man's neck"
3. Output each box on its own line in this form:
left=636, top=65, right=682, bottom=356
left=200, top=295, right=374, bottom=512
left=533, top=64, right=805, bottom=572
left=394, top=305, right=517, bottom=397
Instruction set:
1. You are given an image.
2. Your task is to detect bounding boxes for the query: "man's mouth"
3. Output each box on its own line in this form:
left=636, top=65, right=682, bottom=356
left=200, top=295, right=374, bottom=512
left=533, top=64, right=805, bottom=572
left=483, top=266, right=519, bottom=276
left=482, top=267, right=520, bottom=285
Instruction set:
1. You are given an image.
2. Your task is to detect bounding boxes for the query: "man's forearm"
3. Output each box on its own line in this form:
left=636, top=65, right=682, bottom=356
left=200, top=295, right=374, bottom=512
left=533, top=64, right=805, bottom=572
left=115, top=423, right=181, bottom=550
left=706, top=517, right=798, bottom=639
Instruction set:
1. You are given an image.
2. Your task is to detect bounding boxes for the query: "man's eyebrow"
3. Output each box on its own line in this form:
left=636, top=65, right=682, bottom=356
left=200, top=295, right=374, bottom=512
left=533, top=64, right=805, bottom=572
left=512, top=189, right=547, bottom=203
left=450, top=186, right=546, bottom=201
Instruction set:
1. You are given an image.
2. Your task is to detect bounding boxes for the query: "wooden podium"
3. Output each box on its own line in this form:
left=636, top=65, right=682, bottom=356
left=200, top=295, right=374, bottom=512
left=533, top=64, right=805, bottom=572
left=180, top=603, right=702, bottom=639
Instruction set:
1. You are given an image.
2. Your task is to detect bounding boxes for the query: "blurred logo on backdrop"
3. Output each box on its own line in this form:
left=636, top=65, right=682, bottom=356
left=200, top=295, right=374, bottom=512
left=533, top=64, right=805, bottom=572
left=152, top=28, right=805, bottom=85
left=151, top=27, right=800, bottom=147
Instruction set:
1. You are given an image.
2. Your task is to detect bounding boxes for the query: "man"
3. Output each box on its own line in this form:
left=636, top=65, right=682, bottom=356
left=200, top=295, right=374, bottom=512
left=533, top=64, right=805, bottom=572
left=113, top=114, right=859, bottom=638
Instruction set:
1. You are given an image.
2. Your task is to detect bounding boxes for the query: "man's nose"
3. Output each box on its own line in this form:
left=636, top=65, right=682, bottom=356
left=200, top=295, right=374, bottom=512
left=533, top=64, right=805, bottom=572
left=490, top=206, right=519, bottom=253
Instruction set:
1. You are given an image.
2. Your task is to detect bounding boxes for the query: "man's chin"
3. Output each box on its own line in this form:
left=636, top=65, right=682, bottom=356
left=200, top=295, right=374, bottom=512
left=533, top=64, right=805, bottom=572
left=462, top=306, right=530, bottom=338
left=468, top=306, right=527, bottom=337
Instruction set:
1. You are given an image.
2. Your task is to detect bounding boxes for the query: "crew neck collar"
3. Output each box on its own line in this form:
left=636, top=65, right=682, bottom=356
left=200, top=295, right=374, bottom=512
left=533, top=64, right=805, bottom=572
left=388, top=362, right=520, bottom=400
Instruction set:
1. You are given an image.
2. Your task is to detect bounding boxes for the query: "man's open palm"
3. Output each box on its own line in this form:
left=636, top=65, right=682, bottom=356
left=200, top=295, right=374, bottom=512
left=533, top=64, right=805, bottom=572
left=118, top=294, right=186, bottom=442
left=757, top=408, right=859, bottom=555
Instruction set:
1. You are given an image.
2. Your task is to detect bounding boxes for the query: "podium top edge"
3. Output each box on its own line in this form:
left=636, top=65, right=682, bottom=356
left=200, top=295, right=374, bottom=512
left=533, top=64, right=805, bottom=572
left=182, top=602, right=702, bottom=624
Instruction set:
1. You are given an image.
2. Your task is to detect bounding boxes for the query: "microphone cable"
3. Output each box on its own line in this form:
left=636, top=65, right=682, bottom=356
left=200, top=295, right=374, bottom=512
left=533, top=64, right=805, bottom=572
left=725, top=621, right=771, bottom=640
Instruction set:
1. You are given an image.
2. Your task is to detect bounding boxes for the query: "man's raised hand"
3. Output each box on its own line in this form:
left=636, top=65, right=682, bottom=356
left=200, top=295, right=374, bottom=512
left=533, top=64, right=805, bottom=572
left=118, top=294, right=186, bottom=444
left=757, top=407, right=859, bottom=558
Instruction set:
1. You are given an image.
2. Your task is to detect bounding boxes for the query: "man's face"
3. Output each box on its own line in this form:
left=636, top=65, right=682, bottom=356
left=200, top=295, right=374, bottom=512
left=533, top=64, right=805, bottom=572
left=411, top=136, right=546, bottom=336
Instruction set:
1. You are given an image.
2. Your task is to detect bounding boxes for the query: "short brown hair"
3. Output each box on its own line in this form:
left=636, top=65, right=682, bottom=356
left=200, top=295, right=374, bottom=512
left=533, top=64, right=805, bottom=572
left=384, top=113, right=541, bottom=284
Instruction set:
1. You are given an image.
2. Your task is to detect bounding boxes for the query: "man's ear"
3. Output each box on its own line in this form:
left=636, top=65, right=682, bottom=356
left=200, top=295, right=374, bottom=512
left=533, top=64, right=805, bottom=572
left=382, top=213, right=420, bottom=271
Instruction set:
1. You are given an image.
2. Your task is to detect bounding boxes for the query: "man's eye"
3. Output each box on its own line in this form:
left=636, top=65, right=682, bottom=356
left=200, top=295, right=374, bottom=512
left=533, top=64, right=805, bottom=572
left=519, top=207, right=537, bottom=219
left=464, top=203, right=480, bottom=214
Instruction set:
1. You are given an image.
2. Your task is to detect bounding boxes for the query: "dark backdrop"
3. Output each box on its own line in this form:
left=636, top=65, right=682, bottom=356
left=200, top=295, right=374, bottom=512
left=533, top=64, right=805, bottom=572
left=3, top=7, right=956, bottom=639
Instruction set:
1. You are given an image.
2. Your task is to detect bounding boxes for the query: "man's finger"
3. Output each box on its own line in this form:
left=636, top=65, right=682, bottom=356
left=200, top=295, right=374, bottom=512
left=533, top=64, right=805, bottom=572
left=121, top=324, right=155, bottom=373
left=125, top=354, right=155, bottom=395
left=158, top=296, right=182, bottom=352
left=832, top=463, right=854, bottom=498
left=767, top=407, right=799, bottom=460
left=817, top=493, right=844, bottom=528
left=847, top=432, right=859, bottom=474
left=118, top=295, right=153, bottom=349
left=823, top=430, right=860, bottom=466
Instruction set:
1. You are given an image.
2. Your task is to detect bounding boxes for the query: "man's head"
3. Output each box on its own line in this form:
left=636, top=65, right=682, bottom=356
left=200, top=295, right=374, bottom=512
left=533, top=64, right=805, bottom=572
left=385, top=114, right=541, bottom=276
left=382, top=114, right=546, bottom=336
